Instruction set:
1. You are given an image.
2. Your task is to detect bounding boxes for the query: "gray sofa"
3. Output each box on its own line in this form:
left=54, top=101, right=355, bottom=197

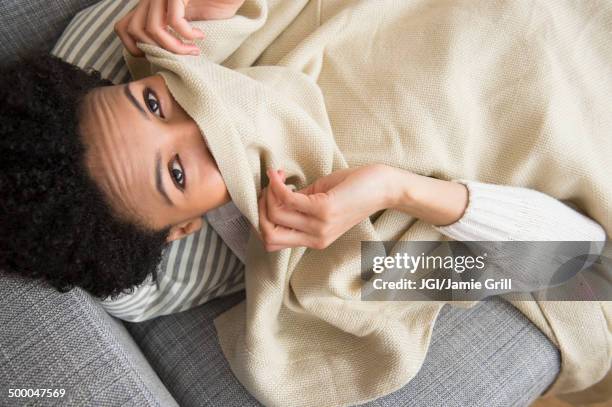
left=0, top=1, right=561, bottom=406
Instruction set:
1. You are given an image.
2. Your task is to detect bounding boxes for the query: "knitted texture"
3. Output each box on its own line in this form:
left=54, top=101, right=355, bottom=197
left=124, top=0, right=612, bottom=405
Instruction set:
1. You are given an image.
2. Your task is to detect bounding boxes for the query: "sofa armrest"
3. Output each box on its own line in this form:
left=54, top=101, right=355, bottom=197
left=0, top=272, right=178, bottom=407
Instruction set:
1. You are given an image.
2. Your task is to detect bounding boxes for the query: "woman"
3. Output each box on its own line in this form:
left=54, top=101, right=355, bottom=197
left=0, top=0, right=605, bottom=303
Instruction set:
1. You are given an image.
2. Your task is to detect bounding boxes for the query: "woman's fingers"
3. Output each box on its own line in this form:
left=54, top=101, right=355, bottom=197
left=259, top=191, right=286, bottom=251
left=116, top=0, right=203, bottom=57
left=266, top=168, right=331, bottom=218
left=146, top=0, right=200, bottom=55
left=115, top=10, right=143, bottom=57
left=167, top=0, right=206, bottom=41
left=258, top=190, right=318, bottom=251
left=126, top=0, right=157, bottom=49
left=265, top=173, right=321, bottom=234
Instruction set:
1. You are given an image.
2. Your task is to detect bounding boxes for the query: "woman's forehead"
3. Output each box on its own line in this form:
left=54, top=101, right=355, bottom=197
left=78, top=83, right=165, bottom=230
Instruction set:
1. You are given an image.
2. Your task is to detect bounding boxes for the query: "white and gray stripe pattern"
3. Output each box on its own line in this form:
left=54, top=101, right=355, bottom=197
left=51, top=0, right=245, bottom=322
left=101, top=222, right=245, bottom=322
left=51, top=0, right=137, bottom=84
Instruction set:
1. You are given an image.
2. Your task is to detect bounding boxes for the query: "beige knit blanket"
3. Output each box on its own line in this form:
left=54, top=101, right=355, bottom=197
left=124, top=0, right=612, bottom=405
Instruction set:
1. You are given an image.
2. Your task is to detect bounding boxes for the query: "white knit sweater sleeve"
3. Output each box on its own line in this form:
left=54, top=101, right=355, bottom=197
left=435, top=181, right=606, bottom=242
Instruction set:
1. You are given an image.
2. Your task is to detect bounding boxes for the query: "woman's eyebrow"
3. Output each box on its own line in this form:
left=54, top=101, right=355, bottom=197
left=155, top=151, right=174, bottom=206
left=123, top=84, right=150, bottom=121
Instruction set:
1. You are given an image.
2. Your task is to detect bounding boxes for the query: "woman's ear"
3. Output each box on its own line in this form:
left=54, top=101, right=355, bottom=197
left=166, top=216, right=204, bottom=243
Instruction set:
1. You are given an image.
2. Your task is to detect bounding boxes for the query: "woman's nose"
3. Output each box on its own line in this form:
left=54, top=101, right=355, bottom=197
left=167, top=115, right=200, bottom=139
left=170, top=117, right=205, bottom=149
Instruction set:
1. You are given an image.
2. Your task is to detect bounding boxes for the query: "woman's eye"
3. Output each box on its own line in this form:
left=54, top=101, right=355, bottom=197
left=170, top=155, right=185, bottom=190
left=144, top=88, right=164, bottom=118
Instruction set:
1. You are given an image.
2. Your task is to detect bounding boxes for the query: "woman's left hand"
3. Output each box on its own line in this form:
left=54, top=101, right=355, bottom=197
left=115, top=0, right=246, bottom=57
left=257, top=164, right=396, bottom=252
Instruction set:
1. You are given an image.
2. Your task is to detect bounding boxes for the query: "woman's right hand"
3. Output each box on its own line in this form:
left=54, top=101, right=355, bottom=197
left=115, top=0, right=246, bottom=57
left=256, top=165, right=469, bottom=252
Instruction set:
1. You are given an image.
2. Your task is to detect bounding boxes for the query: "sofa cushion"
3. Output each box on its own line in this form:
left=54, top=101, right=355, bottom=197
left=0, top=0, right=99, bottom=65
left=50, top=0, right=137, bottom=83
left=126, top=293, right=560, bottom=407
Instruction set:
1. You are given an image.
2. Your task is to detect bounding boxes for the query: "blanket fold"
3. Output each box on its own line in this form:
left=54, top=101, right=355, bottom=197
left=125, top=0, right=612, bottom=405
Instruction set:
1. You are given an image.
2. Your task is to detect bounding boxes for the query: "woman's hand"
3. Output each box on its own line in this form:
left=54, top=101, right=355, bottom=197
left=115, top=0, right=246, bottom=57
left=256, top=164, right=396, bottom=251
left=256, top=165, right=469, bottom=252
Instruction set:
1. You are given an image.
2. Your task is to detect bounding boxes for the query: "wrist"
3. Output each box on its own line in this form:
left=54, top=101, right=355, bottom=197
left=389, top=170, right=469, bottom=226
left=382, top=166, right=420, bottom=210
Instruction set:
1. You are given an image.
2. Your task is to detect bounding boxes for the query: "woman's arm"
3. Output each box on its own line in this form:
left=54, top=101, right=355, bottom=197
left=385, top=167, right=606, bottom=242
left=257, top=165, right=606, bottom=251
left=432, top=180, right=606, bottom=242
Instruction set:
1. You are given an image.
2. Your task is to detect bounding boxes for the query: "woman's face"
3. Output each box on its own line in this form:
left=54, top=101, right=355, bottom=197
left=79, top=74, right=229, bottom=242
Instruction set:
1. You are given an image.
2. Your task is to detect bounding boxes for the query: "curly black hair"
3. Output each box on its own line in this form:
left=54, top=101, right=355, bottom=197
left=0, top=54, right=170, bottom=300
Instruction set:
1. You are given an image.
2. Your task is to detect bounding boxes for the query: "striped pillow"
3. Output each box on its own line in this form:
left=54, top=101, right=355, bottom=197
left=51, top=0, right=245, bottom=322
